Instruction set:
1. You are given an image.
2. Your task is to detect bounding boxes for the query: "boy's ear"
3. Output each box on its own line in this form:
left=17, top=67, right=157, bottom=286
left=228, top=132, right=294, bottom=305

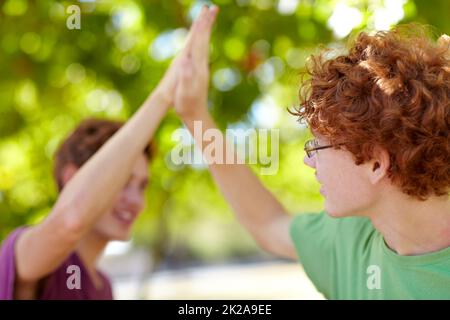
left=369, top=146, right=390, bottom=184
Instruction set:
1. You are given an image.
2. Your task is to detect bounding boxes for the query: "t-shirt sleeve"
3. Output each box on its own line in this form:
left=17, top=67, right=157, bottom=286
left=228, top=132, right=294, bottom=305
left=289, top=212, right=340, bottom=298
left=0, top=227, right=28, bottom=300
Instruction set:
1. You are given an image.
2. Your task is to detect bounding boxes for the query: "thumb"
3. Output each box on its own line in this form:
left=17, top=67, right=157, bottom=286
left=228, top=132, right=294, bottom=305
left=176, top=56, right=194, bottom=98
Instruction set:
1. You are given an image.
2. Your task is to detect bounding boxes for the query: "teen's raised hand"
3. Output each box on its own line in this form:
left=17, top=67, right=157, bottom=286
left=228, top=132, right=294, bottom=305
left=154, top=5, right=218, bottom=108
left=174, top=5, right=219, bottom=120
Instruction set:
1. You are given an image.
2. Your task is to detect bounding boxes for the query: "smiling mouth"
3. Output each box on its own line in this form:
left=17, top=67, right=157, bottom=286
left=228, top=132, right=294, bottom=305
left=113, top=210, right=136, bottom=226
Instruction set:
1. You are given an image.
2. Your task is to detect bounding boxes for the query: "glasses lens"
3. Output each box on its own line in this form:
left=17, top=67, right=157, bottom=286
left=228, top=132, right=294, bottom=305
left=305, top=139, right=319, bottom=158
left=305, top=140, right=313, bottom=158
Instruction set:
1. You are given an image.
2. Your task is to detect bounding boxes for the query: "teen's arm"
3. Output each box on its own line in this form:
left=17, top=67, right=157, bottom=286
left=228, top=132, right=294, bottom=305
left=184, top=115, right=296, bottom=259
left=14, top=8, right=213, bottom=283
left=174, top=6, right=296, bottom=260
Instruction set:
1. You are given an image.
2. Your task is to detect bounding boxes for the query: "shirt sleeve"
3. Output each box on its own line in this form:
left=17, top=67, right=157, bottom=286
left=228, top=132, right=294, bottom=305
left=0, top=227, right=28, bottom=300
left=289, top=212, right=339, bottom=298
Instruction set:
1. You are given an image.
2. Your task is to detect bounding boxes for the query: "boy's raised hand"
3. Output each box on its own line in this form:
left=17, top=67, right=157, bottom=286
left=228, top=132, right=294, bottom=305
left=173, top=5, right=219, bottom=120
left=155, top=5, right=218, bottom=109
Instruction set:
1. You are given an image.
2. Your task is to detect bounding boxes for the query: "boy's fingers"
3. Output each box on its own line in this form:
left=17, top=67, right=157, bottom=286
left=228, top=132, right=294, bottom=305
left=209, top=5, right=219, bottom=20
left=192, top=6, right=219, bottom=65
left=182, top=6, right=210, bottom=56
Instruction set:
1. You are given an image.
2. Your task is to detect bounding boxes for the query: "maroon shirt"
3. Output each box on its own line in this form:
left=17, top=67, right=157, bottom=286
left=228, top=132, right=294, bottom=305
left=0, top=227, right=113, bottom=300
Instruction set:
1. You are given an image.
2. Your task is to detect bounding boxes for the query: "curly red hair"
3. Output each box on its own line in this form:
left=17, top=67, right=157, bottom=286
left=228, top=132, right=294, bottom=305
left=292, top=24, right=450, bottom=200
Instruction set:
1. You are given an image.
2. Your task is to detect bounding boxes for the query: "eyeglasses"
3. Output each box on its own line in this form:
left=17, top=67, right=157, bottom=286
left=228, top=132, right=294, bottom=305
left=304, top=139, right=342, bottom=158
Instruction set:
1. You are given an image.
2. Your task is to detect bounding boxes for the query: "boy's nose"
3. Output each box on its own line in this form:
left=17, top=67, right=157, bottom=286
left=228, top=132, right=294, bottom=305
left=303, top=154, right=316, bottom=169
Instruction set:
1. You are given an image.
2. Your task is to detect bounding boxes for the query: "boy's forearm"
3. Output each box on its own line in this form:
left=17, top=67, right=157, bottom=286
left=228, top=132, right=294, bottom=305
left=53, top=90, right=169, bottom=232
left=182, top=112, right=288, bottom=234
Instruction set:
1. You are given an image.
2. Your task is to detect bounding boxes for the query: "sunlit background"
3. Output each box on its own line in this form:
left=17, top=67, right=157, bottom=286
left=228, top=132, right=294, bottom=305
left=0, top=0, right=448, bottom=299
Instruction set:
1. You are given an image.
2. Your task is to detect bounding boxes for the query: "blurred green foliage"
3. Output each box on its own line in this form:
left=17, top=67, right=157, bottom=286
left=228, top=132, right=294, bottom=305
left=0, top=0, right=448, bottom=262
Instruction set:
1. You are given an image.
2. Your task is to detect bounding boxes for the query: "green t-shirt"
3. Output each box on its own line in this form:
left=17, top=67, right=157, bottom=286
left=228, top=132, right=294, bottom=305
left=289, top=212, right=450, bottom=299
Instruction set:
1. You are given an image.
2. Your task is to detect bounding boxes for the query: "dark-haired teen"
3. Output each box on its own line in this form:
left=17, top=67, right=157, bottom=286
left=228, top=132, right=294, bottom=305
left=0, top=6, right=219, bottom=300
